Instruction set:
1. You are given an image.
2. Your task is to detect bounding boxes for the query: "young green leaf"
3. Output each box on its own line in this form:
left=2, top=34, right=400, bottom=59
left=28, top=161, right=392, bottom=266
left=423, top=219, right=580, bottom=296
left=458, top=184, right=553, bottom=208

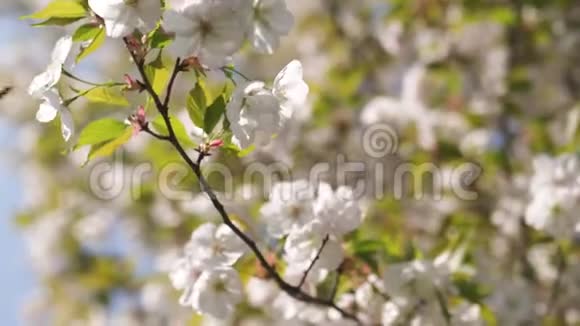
left=186, top=83, right=208, bottom=129
left=73, top=24, right=102, bottom=42
left=83, top=86, right=129, bottom=107
left=85, top=127, right=133, bottom=165
left=204, top=96, right=226, bottom=134
left=148, top=26, right=172, bottom=49
left=151, top=115, right=196, bottom=147
left=145, top=54, right=170, bottom=96
left=31, top=17, right=83, bottom=27
left=22, top=0, right=87, bottom=20
left=76, top=27, right=105, bottom=63
left=76, top=118, right=128, bottom=148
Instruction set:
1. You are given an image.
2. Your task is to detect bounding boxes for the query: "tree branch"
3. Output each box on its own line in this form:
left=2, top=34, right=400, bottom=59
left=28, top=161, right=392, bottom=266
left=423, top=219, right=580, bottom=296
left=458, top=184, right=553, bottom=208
left=547, top=245, right=566, bottom=315
left=297, top=234, right=330, bottom=288
left=329, top=264, right=343, bottom=301
left=123, top=42, right=360, bottom=324
left=163, top=58, right=181, bottom=109
left=142, top=124, right=170, bottom=141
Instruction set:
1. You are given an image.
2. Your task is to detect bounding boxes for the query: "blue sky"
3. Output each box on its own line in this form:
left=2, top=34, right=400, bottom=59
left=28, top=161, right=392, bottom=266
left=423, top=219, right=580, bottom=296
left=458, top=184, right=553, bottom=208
left=0, top=119, right=34, bottom=325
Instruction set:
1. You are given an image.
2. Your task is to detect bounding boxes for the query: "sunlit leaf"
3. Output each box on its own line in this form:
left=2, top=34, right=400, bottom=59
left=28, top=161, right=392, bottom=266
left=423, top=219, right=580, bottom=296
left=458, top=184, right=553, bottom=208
left=151, top=114, right=195, bottom=147
left=22, top=0, right=87, bottom=20
left=85, top=127, right=133, bottom=164
left=31, top=17, right=83, bottom=27
left=204, top=96, right=225, bottom=134
left=73, top=23, right=101, bottom=42
left=76, top=27, right=105, bottom=63
left=186, top=82, right=208, bottom=129
left=83, top=86, right=129, bottom=107
left=76, top=118, right=128, bottom=148
left=145, top=54, right=170, bottom=96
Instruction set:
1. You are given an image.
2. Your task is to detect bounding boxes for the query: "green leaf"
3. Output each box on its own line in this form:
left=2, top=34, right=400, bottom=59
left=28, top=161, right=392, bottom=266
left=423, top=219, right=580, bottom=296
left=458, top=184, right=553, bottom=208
left=83, top=86, right=129, bottom=107
left=148, top=26, right=172, bottom=49
left=151, top=115, right=195, bottom=147
left=76, top=119, right=128, bottom=147
left=145, top=54, right=170, bottom=96
left=186, top=82, right=208, bottom=129
left=22, top=0, right=87, bottom=20
left=31, top=16, right=83, bottom=27
left=76, top=27, right=105, bottom=63
left=237, top=145, right=255, bottom=157
left=73, top=23, right=101, bottom=42
left=85, top=127, right=133, bottom=165
left=453, top=273, right=491, bottom=303
left=204, top=96, right=225, bottom=134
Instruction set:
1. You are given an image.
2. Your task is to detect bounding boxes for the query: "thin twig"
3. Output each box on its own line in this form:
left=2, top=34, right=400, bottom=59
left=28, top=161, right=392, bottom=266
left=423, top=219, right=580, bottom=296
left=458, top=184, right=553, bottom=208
left=221, top=66, right=251, bottom=81
left=62, top=69, right=124, bottom=87
left=329, top=265, right=343, bottom=301
left=142, top=124, right=170, bottom=141
left=297, top=234, right=330, bottom=288
left=163, top=58, right=181, bottom=109
left=371, top=282, right=390, bottom=301
left=123, top=40, right=360, bottom=324
left=435, top=288, right=451, bottom=325
left=547, top=245, right=566, bottom=315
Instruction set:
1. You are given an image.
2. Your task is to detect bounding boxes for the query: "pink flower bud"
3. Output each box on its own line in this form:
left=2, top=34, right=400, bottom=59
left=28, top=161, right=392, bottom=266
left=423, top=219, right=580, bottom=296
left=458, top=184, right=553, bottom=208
left=124, top=74, right=141, bottom=91
left=129, top=105, right=147, bottom=136
left=209, top=139, right=224, bottom=148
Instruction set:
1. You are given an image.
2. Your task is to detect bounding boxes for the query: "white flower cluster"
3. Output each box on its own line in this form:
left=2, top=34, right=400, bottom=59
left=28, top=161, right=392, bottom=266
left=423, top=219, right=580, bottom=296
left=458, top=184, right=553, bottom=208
left=169, top=223, right=247, bottom=319
left=525, top=153, right=580, bottom=239
left=91, top=0, right=293, bottom=60
left=168, top=180, right=363, bottom=321
left=263, top=180, right=362, bottom=283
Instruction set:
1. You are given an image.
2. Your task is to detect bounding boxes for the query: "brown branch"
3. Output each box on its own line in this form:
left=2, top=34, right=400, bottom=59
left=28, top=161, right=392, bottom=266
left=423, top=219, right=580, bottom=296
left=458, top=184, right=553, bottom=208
left=547, top=245, right=567, bottom=316
left=163, top=58, right=181, bottom=109
left=297, top=234, right=330, bottom=288
left=329, top=264, right=343, bottom=301
left=142, top=124, right=170, bottom=141
left=123, top=41, right=360, bottom=324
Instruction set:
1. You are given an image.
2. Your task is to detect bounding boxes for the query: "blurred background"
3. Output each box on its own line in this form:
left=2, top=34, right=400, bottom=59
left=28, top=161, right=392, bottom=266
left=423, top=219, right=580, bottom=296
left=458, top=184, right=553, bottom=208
left=1, top=2, right=46, bottom=324
left=2, top=0, right=580, bottom=325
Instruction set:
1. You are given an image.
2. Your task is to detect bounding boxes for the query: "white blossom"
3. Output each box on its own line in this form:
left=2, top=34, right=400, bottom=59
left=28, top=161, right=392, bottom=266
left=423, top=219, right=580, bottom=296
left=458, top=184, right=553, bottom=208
left=259, top=180, right=316, bottom=238
left=414, top=28, right=450, bottom=63
left=35, top=89, right=75, bottom=142
left=169, top=256, right=203, bottom=306
left=163, top=0, right=250, bottom=67
left=227, top=60, right=308, bottom=149
left=314, top=183, right=362, bottom=238
left=249, top=0, right=294, bottom=54
left=525, top=154, right=580, bottom=239
left=451, top=303, right=484, bottom=326
left=88, top=0, right=162, bottom=38
left=245, top=277, right=279, bottom=307
left=226, top=81, right=281, bottom=148
left=184, top=223, right=247, bottom=268
left=360, top=64, right=436, bottom=150
left=485, top=279, right=534, bottom=325
left=382, top=260, right=451, bottom=313
left=354, top=276, right=386, bottom=324
left=190, top=268, right=243, bottom=319
left=272, top=60, right=309, bottom=120
left=24, top=213, right=70, bottom=276
left=28, top=36, right=77, bottom=98
left=72, top=210, right=115, bottom=245
left=283, top=220, right=344, bottom=275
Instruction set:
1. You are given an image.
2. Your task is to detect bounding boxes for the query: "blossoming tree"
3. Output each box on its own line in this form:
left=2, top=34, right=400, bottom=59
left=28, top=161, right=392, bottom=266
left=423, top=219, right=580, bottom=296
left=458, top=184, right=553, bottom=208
left=7, top=0, right=580, bottom=324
